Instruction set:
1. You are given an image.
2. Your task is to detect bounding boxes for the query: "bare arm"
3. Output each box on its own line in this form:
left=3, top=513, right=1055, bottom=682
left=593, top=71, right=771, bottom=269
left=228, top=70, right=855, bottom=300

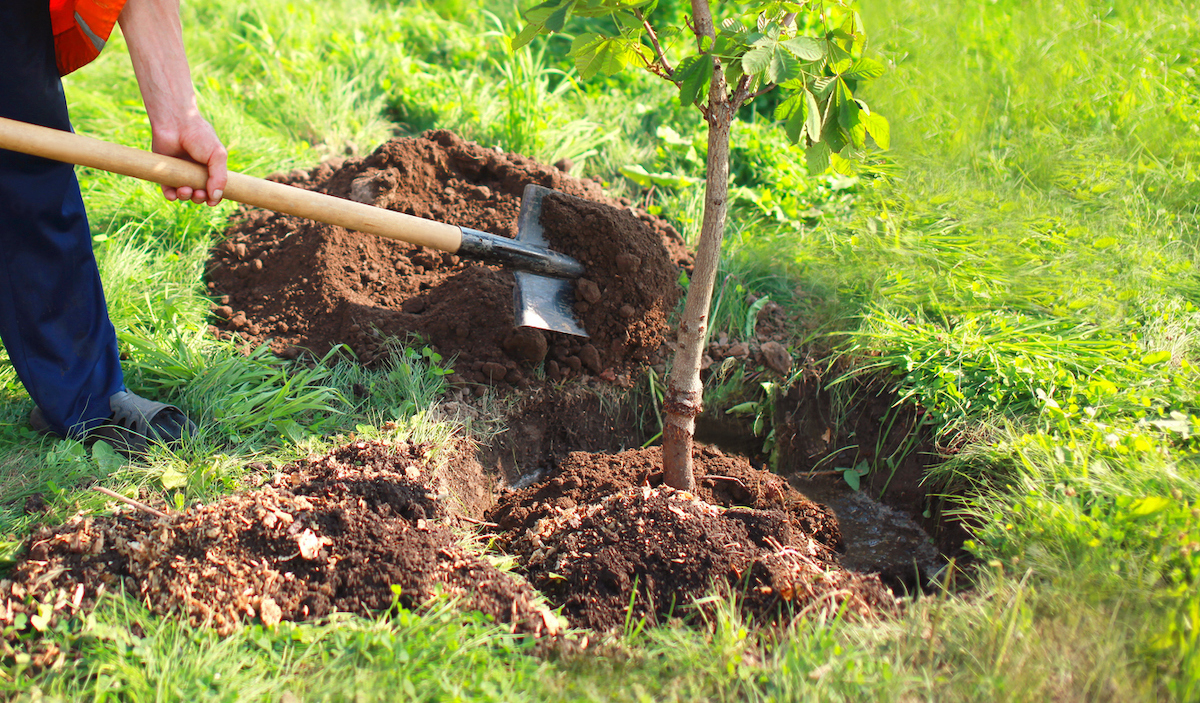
left=118, top=0, right=226, bottom=205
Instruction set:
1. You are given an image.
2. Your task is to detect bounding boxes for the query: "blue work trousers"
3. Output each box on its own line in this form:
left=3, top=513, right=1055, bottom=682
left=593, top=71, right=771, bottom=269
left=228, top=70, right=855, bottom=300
left=0, top=0, right=124, bottom=437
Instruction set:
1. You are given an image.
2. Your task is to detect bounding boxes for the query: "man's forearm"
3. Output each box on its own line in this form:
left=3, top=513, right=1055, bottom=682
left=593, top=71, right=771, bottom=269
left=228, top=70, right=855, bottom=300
left=117, top=0, right=226, bottom=204
left=118, top=0, right=198, bottom=136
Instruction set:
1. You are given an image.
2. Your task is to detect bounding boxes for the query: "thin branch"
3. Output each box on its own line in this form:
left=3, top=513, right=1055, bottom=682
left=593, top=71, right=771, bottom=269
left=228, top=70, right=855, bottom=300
left=93, top=486, right=169, bottom=519
left=635, top=9, right=674, bottom=77
left=698, top=474, right=749, bottom=491
left=458, top=515, right=500, bottom=528
left=730, top=73, right=755, bottom=106
left=801, top=469, right=851, bottom=477
left=746, top=81, right=776, bottom=102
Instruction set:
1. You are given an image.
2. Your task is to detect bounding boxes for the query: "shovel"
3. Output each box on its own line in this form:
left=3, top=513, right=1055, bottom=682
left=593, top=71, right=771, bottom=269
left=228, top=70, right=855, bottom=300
left=0, top=116, right=589, bottom=338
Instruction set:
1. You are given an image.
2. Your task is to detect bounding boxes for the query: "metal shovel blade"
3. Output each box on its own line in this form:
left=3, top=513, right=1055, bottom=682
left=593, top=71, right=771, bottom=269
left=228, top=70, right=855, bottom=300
left=512, top=184, right=589, bottom=338
left=513, top=270, right=587, bottom=337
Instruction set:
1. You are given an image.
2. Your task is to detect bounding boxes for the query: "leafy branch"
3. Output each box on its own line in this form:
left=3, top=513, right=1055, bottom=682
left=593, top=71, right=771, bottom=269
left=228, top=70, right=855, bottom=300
left=514, top=0, right=889, bottom=488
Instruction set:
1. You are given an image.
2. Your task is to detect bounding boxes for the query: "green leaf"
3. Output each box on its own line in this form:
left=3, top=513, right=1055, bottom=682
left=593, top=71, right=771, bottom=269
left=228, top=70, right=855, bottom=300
left=571, top=32, right=634, bottom=79
left=744, top=296, right=772, bottom=340
left=743, top=36, right=802, bottom=84
left=806, top=141, right=831, bottom=173
left=843, top=467, right=860, bottom=491
left=1141, top=350, right=1171, bottom=365
left=843, top=102, right=867, bottom=148
left=843, top=57, right=886, bottom=81
left=779, top=89, right=822, bottom=144
left=676, top=54, right=713, bottom=107
left=160, top=466, right=188, bottom=490
left=830, top=148, right=855, bottom=175
left=781, top=36, right=824, bottom=61
left=92, top=440, right=125, bottom=475
left=273, top=418, right=306, bottom=443
left=30, top=603, right=52, bottom=632
left=776, top=93, right=809, bottom=143
left=619, top=164, right=700, bottom=189
left=545, top=1, right=574, bottom=32
left=838, top=10, right=867, bottom=54
left=803, top=89, right=822, bottom=142
left=512, top=0, right=573, bottom=48
left=811, top=76, right=835, bottom=100
left=1126, top=495, right=1171, bottom=518
left=833, top=78, right=854, bottom=119
left=864, top=111, right=890, bottom=149
left=742, top=46, right=772, bottom=77
left=826, top=42, right=854, bottom=73
left=1092, top=236, right=1118, bottom=249
left=612, top=9, right=643, bottom=31
left=769, top=50, right=800, bottom=84
left=513, top=22, right=545, bottom=50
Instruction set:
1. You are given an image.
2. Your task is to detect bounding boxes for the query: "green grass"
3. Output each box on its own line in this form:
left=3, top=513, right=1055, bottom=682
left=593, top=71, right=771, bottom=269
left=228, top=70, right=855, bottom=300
left=0, top=0, right=1197, bottom=698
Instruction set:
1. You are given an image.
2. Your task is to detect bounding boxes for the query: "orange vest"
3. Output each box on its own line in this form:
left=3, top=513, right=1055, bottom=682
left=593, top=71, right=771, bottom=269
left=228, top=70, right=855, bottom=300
left=49, top=0, right=127, bottom=75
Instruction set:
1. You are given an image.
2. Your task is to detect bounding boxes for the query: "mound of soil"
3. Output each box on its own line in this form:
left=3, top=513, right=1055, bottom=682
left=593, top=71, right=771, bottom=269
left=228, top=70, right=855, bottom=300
left=487, top=445, right=896, bottom=631
left=0, top=440, right=557, bottom=645
left=205, top=130, right=687, bottom=388
left=1, top=438, right=910, bottom=663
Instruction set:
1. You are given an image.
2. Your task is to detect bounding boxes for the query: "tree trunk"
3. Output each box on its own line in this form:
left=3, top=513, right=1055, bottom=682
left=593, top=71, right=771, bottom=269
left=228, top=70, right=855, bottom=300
left=661, top=106, right=734, bottom=490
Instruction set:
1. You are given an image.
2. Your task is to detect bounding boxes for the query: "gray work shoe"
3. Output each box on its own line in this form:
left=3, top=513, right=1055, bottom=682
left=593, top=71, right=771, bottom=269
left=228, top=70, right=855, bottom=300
left=29, top=391, right=197, bottom=457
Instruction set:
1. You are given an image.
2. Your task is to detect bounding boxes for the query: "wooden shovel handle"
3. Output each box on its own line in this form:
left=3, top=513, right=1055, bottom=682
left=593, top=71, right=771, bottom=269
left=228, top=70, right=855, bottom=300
left=0, top=116, right=464, bottom=253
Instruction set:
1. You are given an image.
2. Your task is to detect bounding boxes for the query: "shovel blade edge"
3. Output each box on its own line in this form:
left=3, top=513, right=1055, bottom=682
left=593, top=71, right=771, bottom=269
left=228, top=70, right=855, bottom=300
left=513, top=270, right=589, bottom=338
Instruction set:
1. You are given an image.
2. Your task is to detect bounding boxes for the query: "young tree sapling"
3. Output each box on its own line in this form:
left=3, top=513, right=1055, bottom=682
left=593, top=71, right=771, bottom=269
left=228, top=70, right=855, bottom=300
left=515, top=0, right=889, bottom=489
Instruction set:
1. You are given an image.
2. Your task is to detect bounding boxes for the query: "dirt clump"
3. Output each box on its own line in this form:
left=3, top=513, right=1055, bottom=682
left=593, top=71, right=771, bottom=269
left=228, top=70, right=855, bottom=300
left=489, top=444, right=840, bottom=550
left=538, top=192, right=680, bottom=376
left=488, top=445, right=896, bottom=631
left=0, top=440, right=557, bottom=651
left=206, top=130, right=688, bottom=388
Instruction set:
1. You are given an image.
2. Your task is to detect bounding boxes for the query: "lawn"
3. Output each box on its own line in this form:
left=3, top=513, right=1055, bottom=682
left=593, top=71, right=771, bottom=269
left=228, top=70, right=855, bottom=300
left=0, top=0, right=1197, bottom=700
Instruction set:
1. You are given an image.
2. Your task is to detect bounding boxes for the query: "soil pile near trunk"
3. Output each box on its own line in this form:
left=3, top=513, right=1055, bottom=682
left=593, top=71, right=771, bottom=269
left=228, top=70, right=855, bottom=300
left=206, top=130, right=687, bottom=388
left=1, top=439, right=903, bottom=660
left=488, top=445, right=896, bottom=631
left=0, top=440, right=557, bottom=646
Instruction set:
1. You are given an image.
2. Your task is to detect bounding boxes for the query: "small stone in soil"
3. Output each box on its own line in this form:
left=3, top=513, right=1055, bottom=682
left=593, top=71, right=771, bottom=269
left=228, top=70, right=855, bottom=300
left=760, top=341, right=793, bottom=376
left=502, top=328, right=549, bottom=363
left=575, top=279, right=602, bottom=304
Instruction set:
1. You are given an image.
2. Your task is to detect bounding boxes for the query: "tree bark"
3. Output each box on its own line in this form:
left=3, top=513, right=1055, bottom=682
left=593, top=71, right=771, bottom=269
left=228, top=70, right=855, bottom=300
left=661, top=0, right=734, bottom=490
left=660, top=116, right=732, bottom=490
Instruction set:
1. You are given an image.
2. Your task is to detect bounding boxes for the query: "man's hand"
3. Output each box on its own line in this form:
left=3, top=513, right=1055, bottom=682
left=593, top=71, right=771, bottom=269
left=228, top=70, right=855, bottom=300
left=119, top=0, right=226, bottom=206
left=151, top=116, right=227, bottom=205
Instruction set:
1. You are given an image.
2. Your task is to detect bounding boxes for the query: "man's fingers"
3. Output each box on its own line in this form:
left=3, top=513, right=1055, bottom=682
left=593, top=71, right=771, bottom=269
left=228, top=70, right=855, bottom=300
left=205, top=146, right=228, bottom=206
left=151, top=119, right=227, bottom=206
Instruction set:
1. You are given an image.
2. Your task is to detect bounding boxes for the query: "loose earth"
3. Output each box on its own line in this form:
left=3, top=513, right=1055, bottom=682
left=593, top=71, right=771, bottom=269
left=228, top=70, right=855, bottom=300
left=205, top=130, right=687, bottom=389
left=0, top=133, right=945, bottom=666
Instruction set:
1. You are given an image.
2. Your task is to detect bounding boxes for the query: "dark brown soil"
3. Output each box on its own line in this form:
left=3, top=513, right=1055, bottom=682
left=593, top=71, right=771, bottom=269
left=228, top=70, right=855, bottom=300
left=0, top=135, right=954, bottom=664
left=0, top=440, right=557, bottom=646
left=773, top=369, right=971, bottom=565
left=477, top=385, right=653, bottom=489
left=487, top=445, right=895, bottom=631
left=205, top=130, right=688, bottom=388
